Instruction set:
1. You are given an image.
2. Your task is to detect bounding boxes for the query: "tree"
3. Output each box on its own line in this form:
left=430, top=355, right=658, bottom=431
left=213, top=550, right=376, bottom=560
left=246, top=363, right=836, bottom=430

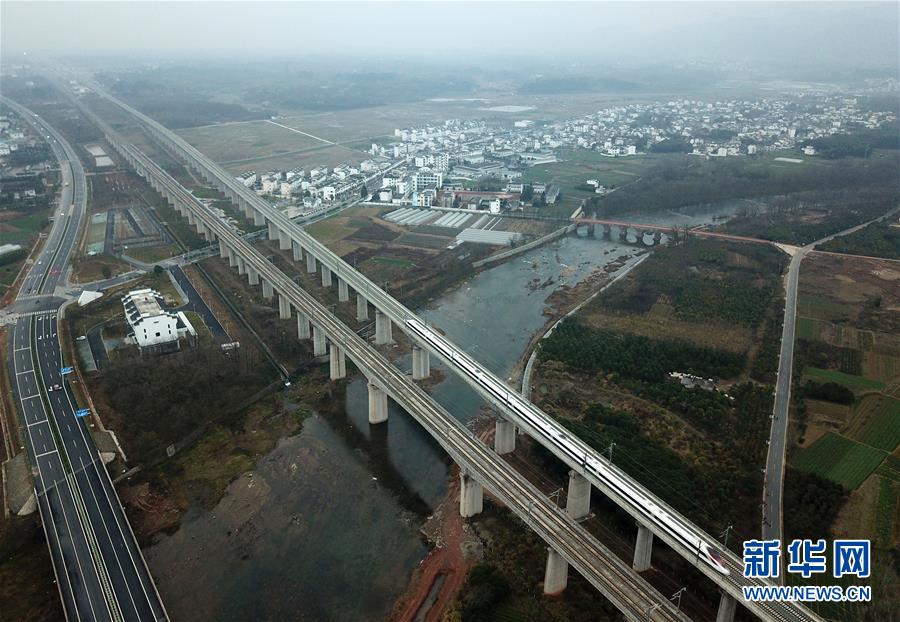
left=520, top=184, right=534, bottom=202
left=153, top=265, right=164, bottom=276
left=101, top=265, right=112, bottom=279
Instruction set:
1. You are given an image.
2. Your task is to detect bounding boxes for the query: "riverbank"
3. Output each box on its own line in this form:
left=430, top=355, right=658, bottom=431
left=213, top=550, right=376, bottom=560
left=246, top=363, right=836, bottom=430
left=513, top=251, right=648, bottom=396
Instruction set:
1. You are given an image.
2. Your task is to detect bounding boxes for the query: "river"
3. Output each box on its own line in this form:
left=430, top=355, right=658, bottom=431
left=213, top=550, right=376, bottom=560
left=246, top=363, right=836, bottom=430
left=144, top=200, right=754, bottom=620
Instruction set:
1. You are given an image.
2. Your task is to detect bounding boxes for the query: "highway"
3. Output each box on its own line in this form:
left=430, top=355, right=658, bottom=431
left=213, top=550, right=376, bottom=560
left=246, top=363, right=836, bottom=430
left=3, top=97, right=167, bottom=622
left=112, top=138, right=693, bottom=622
left=85, top=86, right=826, bottom=621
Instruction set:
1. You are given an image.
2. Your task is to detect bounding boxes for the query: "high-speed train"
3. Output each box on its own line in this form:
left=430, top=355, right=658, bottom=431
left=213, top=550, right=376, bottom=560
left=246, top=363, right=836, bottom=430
left=406, top=317, right=731, bottom=576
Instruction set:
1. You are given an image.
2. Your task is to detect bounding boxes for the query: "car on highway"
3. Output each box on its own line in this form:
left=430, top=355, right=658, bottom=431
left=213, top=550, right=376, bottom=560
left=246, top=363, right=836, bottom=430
left=48, top=384, right=62, bottom=392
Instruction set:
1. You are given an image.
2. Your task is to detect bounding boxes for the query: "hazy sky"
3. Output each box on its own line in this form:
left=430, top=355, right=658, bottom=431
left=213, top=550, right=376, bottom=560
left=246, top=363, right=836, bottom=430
left=2, top=1, right=898, bottom=69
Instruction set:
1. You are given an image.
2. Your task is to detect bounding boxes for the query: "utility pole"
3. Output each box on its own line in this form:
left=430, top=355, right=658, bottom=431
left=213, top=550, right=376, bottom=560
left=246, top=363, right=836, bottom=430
left=671, top=588, right=686, bottom=610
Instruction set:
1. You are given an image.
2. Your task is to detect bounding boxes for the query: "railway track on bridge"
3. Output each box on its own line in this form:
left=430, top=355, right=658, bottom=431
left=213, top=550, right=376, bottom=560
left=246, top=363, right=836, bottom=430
left=75, top=84, right=825, bottom=622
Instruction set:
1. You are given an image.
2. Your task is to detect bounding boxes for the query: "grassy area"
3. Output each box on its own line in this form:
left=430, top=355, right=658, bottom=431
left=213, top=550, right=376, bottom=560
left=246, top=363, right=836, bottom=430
left=371, top=256, right=416, bottom=268
left=803, top=367, right=886, bottom=392
left=126, top=243, right=179, bottom=263
left=182, top=310, right=211, bottom=341
left=794, top=432, right=887, bottom=490
left=0, top=209, right=50, bottom=242
left=0, top=257, right=26, bottom=292
left=69, top=254, right=131, bottom=283
left=190, top=187, right=221, bottom=200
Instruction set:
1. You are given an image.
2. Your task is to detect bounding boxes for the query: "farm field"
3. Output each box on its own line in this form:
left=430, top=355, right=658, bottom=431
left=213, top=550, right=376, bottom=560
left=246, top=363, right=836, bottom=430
left=793, top=432, right=887, bottom=490
left=177, top=120, right=327, bottom=162
left=791, top=250, right=900, bottom=579
left=803, top=367, right=886, bottom=392
left=844, top=395, right=900, bottom=452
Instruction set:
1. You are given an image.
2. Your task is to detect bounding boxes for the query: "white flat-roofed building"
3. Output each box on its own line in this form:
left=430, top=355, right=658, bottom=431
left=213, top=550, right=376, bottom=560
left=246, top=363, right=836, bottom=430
left=122, top=288, right=196, bottom=353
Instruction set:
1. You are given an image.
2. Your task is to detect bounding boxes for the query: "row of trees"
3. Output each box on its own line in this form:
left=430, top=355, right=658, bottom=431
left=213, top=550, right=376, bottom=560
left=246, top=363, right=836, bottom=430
left=538, top=319, right=746, bottom=383
left=819, top=221, right=900, bottom=260
left=587, top=153, right=899, bottom=217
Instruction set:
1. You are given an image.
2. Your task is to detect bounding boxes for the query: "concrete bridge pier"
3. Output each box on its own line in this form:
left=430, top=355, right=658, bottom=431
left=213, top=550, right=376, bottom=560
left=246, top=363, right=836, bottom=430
left=321, top=265, right=333, bottom=288
left=219, top=243, right=229, bottom=260
left=297, top=313, right=311, bottom=340
left=356, top=294, right=369, bottom=321
left=186, top=212, right=196, bottom=227
left=653, top=231, right=663, bottom=246
left=237, top=256, right=247, bottom=276
left=619, top=227, right=628, bottom=242
left=278, top=229, right=292, bottom=251
left=337, top=278, right=349, bottom=302
left=367, top=382, right=388, bottom=424
left=267, top=220, right=278, bottom=240
left=329, top=343, right=347, bottom=380
left=262, top=279, right=274, bottom=300
left=375, top=310, right=393, bottom=344
left=292, top=242, right=303, bottom=262
left=603, top=224, right=612, bottom=239
left=586, top=223, right=596, bottom=238
left=716, top=593, right=737, bottom=622
left=459, top=471, right=484, bottom=517
left=239, top=198, right=253, bottom=219
left=633, top=523, right=654, bottom=571
left=306, top=252, right=317, bottom=274
left=565, top=471, right=591, bottom=520
left=249, top=268, right=262, bottom=288
left=253, top=211, right=266, bottom=227
left=411, top=345, right=430, bottom=380
left=494, top=419, right=515, bottom=454
left=227, top=248, right=238, bottom=268
left=543, top=547, right=569, bottom=595
left=278, top=294, right=291, bottom=320
left=313, top=326, right=327, bottom=357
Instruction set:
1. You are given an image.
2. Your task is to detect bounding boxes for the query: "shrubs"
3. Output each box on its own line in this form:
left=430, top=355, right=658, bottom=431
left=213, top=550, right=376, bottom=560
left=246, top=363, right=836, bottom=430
left=538, top=319, right=745, bottom=382
left=801, top=380, right=856, bottom=405
left=459, top=564, right=511, bottom=622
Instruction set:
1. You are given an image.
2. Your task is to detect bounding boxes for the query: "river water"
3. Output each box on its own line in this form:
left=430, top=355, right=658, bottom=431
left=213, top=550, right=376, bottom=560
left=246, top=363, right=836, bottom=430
left=144, top=201, right=753, bottom=620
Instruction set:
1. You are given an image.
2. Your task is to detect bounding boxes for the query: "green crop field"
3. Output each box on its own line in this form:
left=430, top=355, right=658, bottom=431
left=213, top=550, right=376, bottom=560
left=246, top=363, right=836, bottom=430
left=876, top=455, right=900, bottom=483
left=847, top=396, right=900, bottom=452
left=794, top=432, right=887, bottom=489
left=797, top=294, right=856, bottom=321
left=803, top=367, right=886, bottom=392
left=796, top=317, right=821, bottom=341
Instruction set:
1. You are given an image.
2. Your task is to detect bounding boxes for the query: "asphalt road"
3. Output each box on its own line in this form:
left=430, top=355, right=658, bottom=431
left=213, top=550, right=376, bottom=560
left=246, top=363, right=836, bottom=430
left=762, top=247, right=807, bottom=548
left=168, top=265, right=227, bottom=341
left=762, top=207, right=900, bottom=552
left=3, top=98, right=167, bottom=621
